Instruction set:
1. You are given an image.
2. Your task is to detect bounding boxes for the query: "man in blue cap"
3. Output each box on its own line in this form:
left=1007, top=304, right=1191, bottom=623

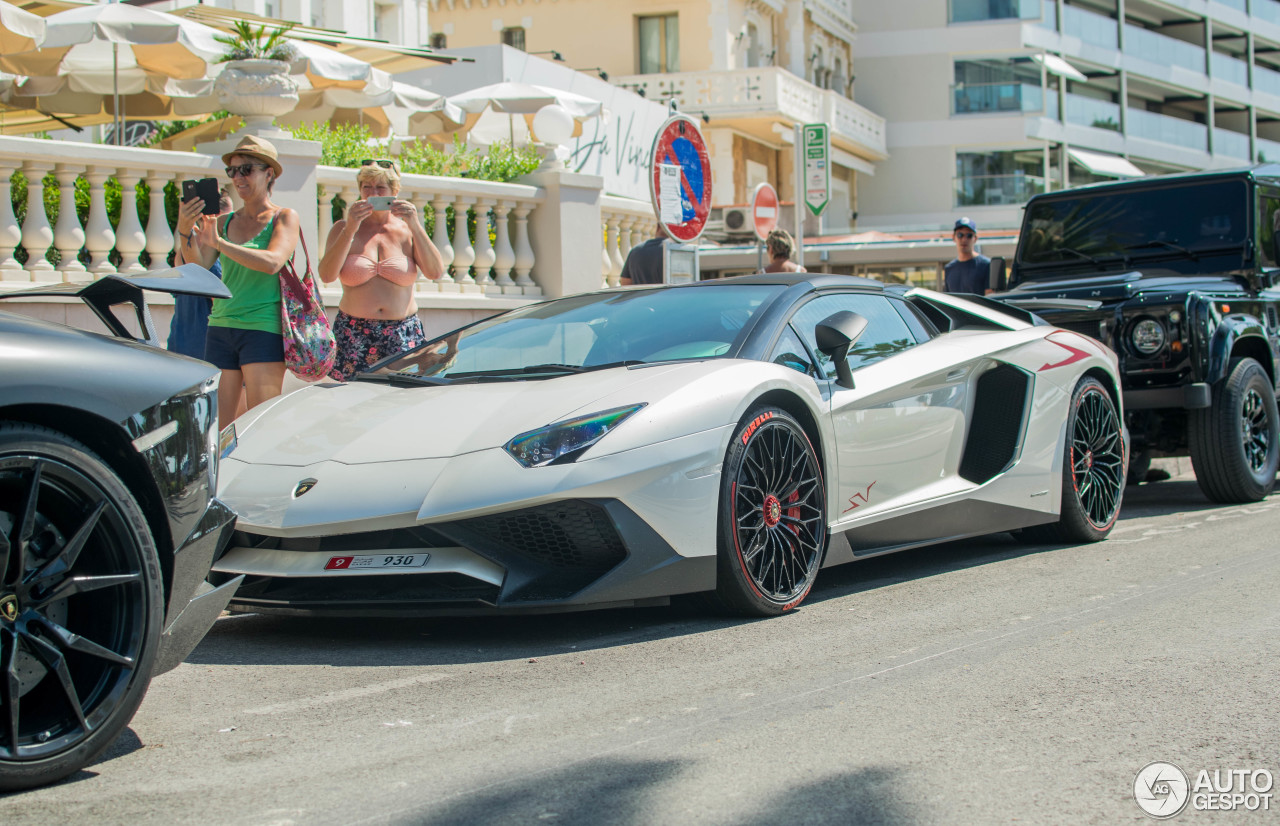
left=944, top=217, right=991, bottom=294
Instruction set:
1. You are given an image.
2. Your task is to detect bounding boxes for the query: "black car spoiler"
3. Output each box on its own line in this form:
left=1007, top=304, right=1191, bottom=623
left=0, top=263, right=230, bottom=346
left=997, top=297, right=1104, bottom=312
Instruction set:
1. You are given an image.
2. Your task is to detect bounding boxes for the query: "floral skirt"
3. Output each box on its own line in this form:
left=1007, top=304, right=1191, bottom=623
left=328, top=311, right=427, bottom=382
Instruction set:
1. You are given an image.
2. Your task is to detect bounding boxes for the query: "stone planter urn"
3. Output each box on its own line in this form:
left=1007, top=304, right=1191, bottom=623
left=214, top=59, right=299, bottom=130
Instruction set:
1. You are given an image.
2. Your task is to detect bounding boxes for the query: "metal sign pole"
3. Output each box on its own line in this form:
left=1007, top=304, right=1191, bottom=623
left=794, top=123, right=804, bottom=270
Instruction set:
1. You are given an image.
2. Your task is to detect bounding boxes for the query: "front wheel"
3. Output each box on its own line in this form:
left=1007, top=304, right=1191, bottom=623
left=1021, top=377, right=1125, bottom=544
left=1189, top=357, right=1279, bottom=503
left=0, top=424, right=163, bottom=792
left=711, top=407, right=827, bottom=617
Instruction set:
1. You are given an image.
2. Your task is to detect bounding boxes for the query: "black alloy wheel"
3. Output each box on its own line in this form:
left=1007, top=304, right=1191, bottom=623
left=1022, top=377, right=1125, bottom=544
left=1190, top=357, right=1280, bottom=503
left=0, top=424, right=162, bottom=791
left=713, top=407, right=827, bottom=616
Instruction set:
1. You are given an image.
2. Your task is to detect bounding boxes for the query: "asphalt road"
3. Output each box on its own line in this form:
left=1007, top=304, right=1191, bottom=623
left=4, top=462, right=1278, bottom=825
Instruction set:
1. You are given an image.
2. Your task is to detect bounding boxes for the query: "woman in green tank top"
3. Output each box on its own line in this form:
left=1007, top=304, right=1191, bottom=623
left=174, top=136, right=301, bottom=429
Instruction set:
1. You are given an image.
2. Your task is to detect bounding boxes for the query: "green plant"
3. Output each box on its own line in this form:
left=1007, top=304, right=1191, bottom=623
left=214, top=20, right=298, bottom=63
left=1091, top=117, right=1120, bottom=132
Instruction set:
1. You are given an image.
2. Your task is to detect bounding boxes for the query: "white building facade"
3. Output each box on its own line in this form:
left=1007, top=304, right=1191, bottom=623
left=854, top=0, right=1280, bottom=231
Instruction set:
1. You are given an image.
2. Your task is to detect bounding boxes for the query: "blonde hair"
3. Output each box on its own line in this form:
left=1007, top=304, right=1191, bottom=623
left=356, top=162, right=401, bottom=194
left=766, top=228, right=795, bottom=259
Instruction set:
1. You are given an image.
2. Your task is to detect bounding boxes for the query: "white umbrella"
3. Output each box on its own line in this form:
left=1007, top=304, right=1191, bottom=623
left=1, top=73, right=217, bottom=119
left=424, top=81, right=604, bottom=146
left=276, top=79, right=463, bottom=138
left=288, top=39, right=384, bottom=92
left=0, top=4, right=223, bottom=143
left=0, top=0, right=43, bottom=55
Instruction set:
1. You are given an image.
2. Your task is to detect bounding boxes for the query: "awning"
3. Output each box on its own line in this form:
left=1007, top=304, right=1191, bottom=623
left=1034, top=53, right=1088, bottom=82
left=1068, top=147, right=1146, bottom=178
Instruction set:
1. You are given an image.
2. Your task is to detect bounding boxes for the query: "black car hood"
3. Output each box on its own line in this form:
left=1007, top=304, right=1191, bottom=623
left=1002, top=270, right=1248, bottom=301
left=0, top=310, right=217, bottom=423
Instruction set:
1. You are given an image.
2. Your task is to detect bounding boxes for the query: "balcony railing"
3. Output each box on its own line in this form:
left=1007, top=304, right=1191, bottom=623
left=0, top=134, right=654, bottom=299
left=1256, top=0, right=1280, bottom=27
left=950, top=0, right=1040, bottom=22
left=1212, top=51, right=1250, bottom=86
left=1063, top=4, right=1118, bottom=48
left=1127, top=108, right=1208, bottom=152
left=952, top=82, right=1045, bottom=114
left=615, top=67, right=888, bottom=159
left=1037, top=0, right=1058, bottom=31
left=1124, top=24, right=1206, bottom=73
left=1064, top=92, right=1121, bottom=130
left=953, top=173, right=1045, bottom=207
left=1215, top=0, right=1247, bottom=10
left=1255, top=63, right=1280, bottom=97
left=1256, top=136, right=1280, bottom=162
left=1214, top=128, right=1251, bottom=159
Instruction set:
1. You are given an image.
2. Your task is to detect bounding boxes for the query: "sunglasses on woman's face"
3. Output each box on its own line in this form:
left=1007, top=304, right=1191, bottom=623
left=226, top=163, right=267, bottom=178
left=360, top=159, right=396, bottom=169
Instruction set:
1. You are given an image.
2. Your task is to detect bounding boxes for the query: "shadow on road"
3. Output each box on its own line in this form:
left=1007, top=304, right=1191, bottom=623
left=186, top=477, right=1269, bottom=671
left=389, top=757, right=913, bottom=826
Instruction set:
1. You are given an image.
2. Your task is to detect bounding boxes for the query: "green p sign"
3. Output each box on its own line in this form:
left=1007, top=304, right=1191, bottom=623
left=802, top=123, right=829, bottom=217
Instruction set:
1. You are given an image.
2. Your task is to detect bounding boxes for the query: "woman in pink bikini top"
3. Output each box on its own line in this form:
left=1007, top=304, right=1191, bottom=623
left=318, top=159, right=445, bottom=381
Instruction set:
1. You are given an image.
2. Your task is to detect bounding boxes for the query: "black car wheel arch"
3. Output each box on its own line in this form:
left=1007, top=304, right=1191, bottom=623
left=0, top=423, right=163, bottom=791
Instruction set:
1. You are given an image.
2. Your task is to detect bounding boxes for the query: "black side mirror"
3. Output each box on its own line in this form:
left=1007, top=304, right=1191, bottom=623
left=814, top=311, right=868, bottom=389
left=989, top=256, right=1007, bottom=293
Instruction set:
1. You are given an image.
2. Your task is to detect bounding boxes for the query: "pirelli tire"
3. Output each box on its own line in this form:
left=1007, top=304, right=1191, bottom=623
left=1189, top=357, right=1280, bottom=503
left=0, top=423, right=163, bottom=792
left=711, top=406, right=828, bottom=617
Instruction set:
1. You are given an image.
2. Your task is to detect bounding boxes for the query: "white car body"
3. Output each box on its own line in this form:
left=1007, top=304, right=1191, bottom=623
left=213, top=276, right=1126, bottom=615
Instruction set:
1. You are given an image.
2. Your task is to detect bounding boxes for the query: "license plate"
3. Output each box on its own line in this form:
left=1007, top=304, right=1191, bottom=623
left=324, top=553, right=430, bottom=571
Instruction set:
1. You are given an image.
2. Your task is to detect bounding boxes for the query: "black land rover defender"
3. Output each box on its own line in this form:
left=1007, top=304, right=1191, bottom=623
left=994, top=165, right=1280, bottom=503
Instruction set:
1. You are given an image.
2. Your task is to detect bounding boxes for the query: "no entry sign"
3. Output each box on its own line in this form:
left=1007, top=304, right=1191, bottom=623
left=751, top=182, right=779, bottom=242
left=649, top=114, right=713, bottom=243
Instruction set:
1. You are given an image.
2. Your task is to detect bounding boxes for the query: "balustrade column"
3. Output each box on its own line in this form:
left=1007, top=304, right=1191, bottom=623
left=318, top=186, right=336, bottom=246
left=430, top=195, right=455, bottom=287
left=83, top=167, right=117, bottom=276
left=491, top=201, right=517, bottom=293
left=52, top=165, right=86, bottom=279
left=450, top=196, right=477, bottom=290
left=619, top=218, right=637, bottom=273
left=472, top=198, right=496, bottom=290
left=114, top=172, right=146, bottom=273
left=144, top=174, right=174, bottom=270
left=606, top=216, right=624, bottom=288
left=21, top=162, right=55, bottom=276
left=0, top=171, right=23, bottom=279
left=512, top=203, right=538, bottom=294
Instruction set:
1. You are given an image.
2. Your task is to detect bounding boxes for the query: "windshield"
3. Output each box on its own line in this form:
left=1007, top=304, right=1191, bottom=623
left=1016, top=179, right=1249, bottom=276
left=370, top=284, right=783, bottom=382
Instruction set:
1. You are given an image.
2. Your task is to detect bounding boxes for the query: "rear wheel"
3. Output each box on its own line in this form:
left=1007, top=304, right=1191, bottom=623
left=712, top=407, right=827, bottom=616
left=0, top=424, right=162, bottom=791
left=1189, top=357, right=1279, bottom=503
left=1022, top=377, right=1125, bottom=544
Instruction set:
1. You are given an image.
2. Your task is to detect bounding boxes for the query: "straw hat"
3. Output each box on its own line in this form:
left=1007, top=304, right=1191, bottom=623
left=222, top=134, right=283, bottom=178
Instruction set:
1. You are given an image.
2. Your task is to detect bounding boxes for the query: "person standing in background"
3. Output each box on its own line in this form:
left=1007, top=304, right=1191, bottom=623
left=762, top=229, right=805, bottom=273
left=620, top=225, right=665, bottom=285
left=944, top=217, right=992, bottom=294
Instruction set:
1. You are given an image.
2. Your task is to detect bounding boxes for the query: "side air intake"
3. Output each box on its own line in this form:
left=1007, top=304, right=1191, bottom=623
left=959, top=364, right=1031, bottom=484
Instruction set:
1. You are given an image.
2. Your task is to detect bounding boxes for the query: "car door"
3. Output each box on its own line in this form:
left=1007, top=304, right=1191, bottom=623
left=789, top=293, right=982, bottom=525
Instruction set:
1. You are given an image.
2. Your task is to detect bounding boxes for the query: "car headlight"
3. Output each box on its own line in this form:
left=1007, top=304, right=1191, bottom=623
left=505, top=404, right=646, bottom=468
left=1130, top=317, right=1166, bottom=355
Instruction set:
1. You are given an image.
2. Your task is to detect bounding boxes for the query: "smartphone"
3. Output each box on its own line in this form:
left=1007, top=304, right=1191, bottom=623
left=182, top=177, right=221, bottom=215
left=366, top=195, right=394, bottom=211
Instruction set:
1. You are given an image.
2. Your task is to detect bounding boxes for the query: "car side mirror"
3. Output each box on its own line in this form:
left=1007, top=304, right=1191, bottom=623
left=814, top=311, right=868, bottom=389
left=989, top=256, right=1007, bottom=293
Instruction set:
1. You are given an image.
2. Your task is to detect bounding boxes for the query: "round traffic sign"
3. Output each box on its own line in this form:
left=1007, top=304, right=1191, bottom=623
left=751, top=182, right=779, bottom=242
left=649, top=114, right=713, bottom=243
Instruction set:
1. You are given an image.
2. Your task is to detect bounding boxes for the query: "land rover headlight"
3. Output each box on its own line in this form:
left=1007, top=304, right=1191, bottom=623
left=1130, top=317, right=1166, bottom=355
left=505, top=404, right=646, bottom=468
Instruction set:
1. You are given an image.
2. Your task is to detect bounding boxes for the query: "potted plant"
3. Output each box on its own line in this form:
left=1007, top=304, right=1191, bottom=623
left=212, top=20, right=301, bottom=128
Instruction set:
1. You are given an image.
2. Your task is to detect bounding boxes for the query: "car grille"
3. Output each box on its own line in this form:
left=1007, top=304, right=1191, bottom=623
left=230, top=572, right=499, bottom=610
left=959, top=364, right=1030, bottom=484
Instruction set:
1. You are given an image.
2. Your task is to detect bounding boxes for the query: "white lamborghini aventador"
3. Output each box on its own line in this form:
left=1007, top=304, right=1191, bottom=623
left=212, top=274, right=1127, bottom=617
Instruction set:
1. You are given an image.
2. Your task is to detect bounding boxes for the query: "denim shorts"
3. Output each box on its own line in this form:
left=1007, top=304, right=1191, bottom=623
left=204, top=325, right=284, bottom=370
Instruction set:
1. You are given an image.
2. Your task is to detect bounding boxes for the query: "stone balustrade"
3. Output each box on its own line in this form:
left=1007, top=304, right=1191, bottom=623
left=601, top=195, right=658, bottom=288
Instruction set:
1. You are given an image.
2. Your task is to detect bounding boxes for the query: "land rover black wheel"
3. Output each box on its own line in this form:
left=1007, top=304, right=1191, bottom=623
left=1022, top=377, right=1125, bottom=544
left=0, top=424, right=162, bottom=791
left=712, top=407, right=827, bottom=617
left=1189, top=357, right=1279, bottom=503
